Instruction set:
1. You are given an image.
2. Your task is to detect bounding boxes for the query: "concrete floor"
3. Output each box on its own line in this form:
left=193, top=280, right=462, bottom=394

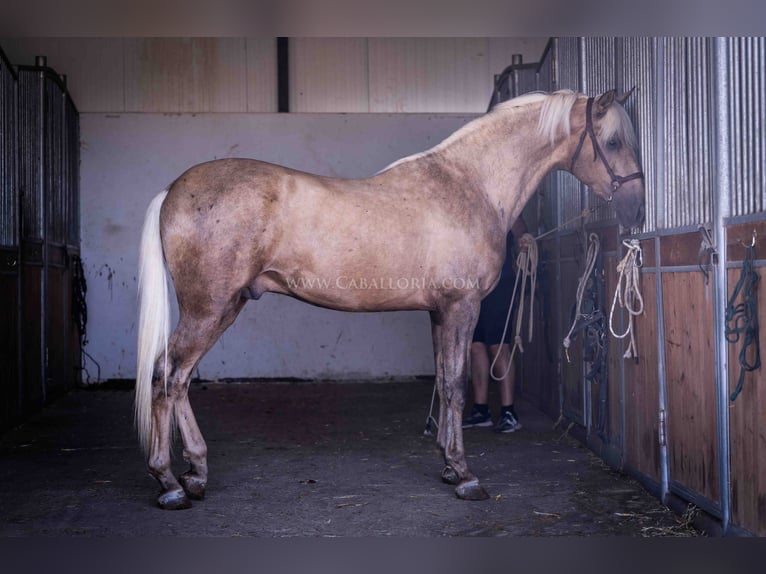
left=0, top=379, right=699, bottom=537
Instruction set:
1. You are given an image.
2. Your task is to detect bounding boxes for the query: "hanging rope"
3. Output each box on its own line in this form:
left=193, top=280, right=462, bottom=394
left=71, top=254, right=101, bottom=383
left=563, top=233, right=601, bottom=363
left=424, top=209, right=592, bottom=431
left=490, top=233, right=538, bottom=380
left=71, top=254, right=88, bottom=347
left=489, top=209, right=592, bottom=380
left=726, top=241, right=760, bottom=402
left=608, top=239, right=644, bottom=360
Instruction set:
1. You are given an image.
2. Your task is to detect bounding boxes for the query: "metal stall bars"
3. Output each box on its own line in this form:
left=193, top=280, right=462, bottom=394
left=16, top=56, right=81, bottom=422
left=654, top=37, right=723, bottom=528
left=0, top=47, right=21, bottom=430
left=718, top=36, right=766, bottom=537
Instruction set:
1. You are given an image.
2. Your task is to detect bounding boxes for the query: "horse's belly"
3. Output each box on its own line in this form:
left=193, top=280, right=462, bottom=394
left=253, top=271, right=440, bottom=312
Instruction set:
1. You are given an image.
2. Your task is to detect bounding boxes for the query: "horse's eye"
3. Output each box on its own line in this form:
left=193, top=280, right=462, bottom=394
left=606, top=138, right=621, bottom=150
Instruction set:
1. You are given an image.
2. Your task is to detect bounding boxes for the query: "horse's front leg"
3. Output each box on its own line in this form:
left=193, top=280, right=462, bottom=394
left=432, top=300, right=489, bottom=501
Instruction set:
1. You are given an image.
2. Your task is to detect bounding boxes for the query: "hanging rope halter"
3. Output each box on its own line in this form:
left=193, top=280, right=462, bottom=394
left=726, top=239, right=761, bottom=402
left=563, top=232, right=601, bottom=362
left=570, top=97, right=644, bottom=194
left=609, top=239, right=645, bottom=359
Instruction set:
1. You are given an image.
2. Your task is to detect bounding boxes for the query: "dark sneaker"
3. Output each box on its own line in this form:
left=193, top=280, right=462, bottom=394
left=495, top=410, right=522, bottom=433
left=462, top=408, right=493, bottom=428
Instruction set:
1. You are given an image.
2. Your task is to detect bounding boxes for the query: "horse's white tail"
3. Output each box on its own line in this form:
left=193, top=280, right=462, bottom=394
left=135, top=190, right=170, bottom=454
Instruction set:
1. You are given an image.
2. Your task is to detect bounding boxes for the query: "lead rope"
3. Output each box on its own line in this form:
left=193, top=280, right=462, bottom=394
left=489, top=233, right=538, bottom=380
left=608, top=239, right=644, bottom=359
left=489, top=209, right=592, bottom=381
left=423, top=209, right=591, bottom=434
left=562, top=232, right=601, bottom=363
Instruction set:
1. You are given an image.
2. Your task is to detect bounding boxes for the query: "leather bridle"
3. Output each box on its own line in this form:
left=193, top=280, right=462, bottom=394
left=569, top=97, right=644, bottom=196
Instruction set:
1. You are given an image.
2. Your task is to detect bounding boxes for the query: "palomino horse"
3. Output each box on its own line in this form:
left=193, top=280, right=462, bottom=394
left=136, top=89, right=645, bottom=509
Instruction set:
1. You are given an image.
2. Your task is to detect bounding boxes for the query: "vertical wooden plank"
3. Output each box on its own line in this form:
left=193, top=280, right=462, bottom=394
left=520, top=237, right=560, bottom=418
left=21, top=264, right=43, bottom=414
left=662, top=271, right=719, bottom=503
left=0, top=267, right=20, bottom=429
left=727, top=266, right=766, bottom=536
left=622, top=275, right=661, bottom=482
left=368, top=38, right=489, bottom=113
left=45, top=264, right=69, bottom=396
left=125, top=38, right=247, bottom=112
left=560, top=248, right=585, bottom=424
left=246, top=37, right=277, bottom=112
left=289, top=38, right=369, bottom=113
left=603, top=251, right=623, bottom=449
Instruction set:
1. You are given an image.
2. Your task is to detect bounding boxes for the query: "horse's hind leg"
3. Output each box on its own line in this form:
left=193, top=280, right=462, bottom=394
left=147, top=296, right=245, bottom=509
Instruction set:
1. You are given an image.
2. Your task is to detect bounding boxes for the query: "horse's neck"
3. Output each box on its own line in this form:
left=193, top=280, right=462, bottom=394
left=441, top=107, right=573, bottom=233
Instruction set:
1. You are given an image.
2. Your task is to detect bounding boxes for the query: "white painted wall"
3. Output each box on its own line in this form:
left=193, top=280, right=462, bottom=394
left=81, top=112, right=476, bottom=379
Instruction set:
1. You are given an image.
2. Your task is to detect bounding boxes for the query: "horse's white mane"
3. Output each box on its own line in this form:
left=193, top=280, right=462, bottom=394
left=377, top=90, right=583, bottom=173
left=377, top=89, right=637, bottom=173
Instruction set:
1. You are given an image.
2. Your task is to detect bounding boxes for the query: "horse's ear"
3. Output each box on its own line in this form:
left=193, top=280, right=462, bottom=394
left=595, top=90, right=616, bottom=117
left=616, top=86, right=636, bottom=105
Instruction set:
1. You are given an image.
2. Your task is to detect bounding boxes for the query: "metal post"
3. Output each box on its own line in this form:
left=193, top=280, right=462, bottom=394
left=577, top=37, right=590, bottom=431
left=712, top=36, right=732, bottom=535
left=38, top=65, right=47, bottom=404
left=655, top=233, right=670, bottom=503
left=651, top=37, right=671, bottom=506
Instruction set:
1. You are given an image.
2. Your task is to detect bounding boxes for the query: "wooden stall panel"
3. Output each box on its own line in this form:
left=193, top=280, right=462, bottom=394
left=727, top=265, right=766, bottom=536
left=603, top=250, right=624, bottom=452
left=46, top=265, right=71, bottom=397
left=245, top=38, right=278, bottom=113
left=587, top=227, right=623, bottom=453
left=0, top=263, right=20, bottom=429
left=520, top=238, right=561, bottom=418
left=124, top=38, right=248, bottom=113
left=622, top=275, right=661, bottom=483
left=368, top=38, right=489, bottom=113
left=662, top=271, right=719, bottom=503
left=289, top=38, right=369, bottom=113
left=560, top=254, right=585, bottom=425
left=20, top=264, right=43, bottom=413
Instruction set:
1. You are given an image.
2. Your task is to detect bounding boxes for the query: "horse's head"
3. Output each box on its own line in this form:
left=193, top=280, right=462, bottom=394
left=568, top=90, right=645, bottom=229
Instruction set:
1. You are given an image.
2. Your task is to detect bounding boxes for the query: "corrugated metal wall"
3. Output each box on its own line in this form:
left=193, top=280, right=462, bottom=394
left=728, top=37, right=765, bottom=217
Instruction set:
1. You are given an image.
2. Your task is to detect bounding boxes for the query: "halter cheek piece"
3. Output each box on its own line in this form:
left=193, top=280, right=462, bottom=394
left=569, top=97, right=644, bottom=199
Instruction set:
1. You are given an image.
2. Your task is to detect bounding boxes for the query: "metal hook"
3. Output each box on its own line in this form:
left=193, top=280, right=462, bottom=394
left=740, top=229, right=757, bottom=248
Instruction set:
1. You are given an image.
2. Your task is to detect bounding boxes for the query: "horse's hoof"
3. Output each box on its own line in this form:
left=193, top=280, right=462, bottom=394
left=441, top=466, right=460, bottom=485
left=179, top=472, right=207, bottom=500
left=455, top=479, right=490, bottom=501
left=157, top=488, right=192, bottom=510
